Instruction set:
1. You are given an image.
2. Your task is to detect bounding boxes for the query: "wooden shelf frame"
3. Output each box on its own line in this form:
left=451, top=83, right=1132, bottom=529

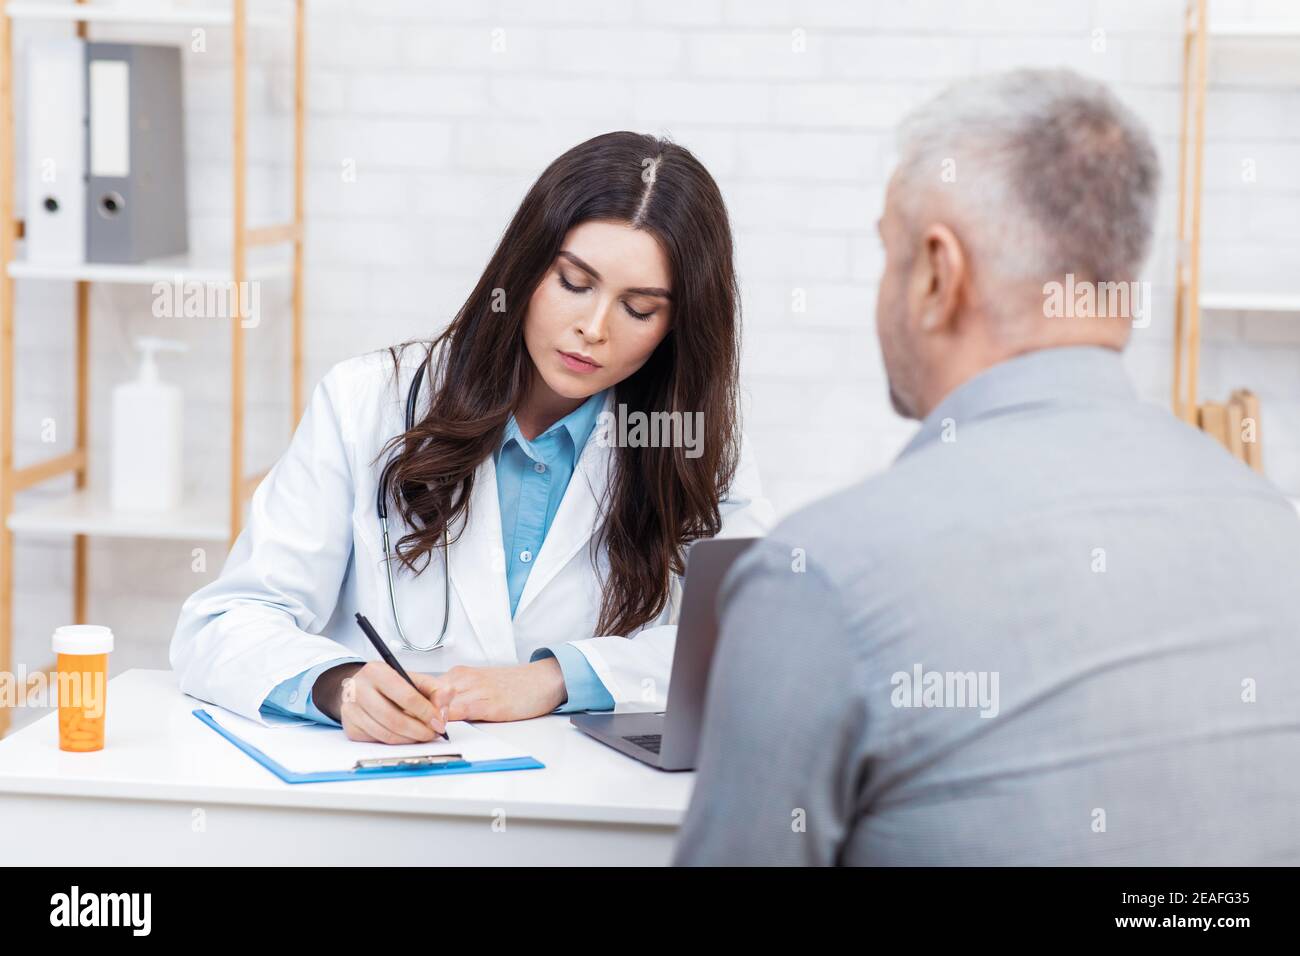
left=1172, top=0, right=1300, bottom=422
left=0, top=0, right=307, bottom=738
left=1172, top=0, right=1208, bottom=425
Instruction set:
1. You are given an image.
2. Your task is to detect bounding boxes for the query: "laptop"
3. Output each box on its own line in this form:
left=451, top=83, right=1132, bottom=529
left=569, top=536, right=756, bottom=771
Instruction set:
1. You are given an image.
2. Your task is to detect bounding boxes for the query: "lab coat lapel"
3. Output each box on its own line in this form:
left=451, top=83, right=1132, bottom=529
left=513, top=399, right=615, bottom=619
left=446, top=457, right=515, bottom=660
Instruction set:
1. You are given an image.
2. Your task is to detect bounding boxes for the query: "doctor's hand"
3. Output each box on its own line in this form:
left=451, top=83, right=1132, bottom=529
left=314, top=661, right=448, bottom=744
left=428, top=660, right=567, bottom=723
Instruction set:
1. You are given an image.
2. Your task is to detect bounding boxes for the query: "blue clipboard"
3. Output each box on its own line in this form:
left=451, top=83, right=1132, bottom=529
left=194, top=709, right=545, bottom=784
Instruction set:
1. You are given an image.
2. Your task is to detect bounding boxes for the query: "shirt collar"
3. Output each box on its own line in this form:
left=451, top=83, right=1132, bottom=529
left=898, top=345, right=1135, bottom=460
left=497, top=388, right=609, bottom=465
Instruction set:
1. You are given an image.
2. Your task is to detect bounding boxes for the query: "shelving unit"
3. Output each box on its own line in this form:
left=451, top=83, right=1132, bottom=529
left=0, top=0, right=306, bottom=737
left=7, top=488, right=228, bottom=540
left=1171, top=0, right=1300, bottom=422
left=5, top=1, right=285, bottom=26
left=7, top=251, right=292, bottom=283
left=1197, top=291, right=1300, bottom=315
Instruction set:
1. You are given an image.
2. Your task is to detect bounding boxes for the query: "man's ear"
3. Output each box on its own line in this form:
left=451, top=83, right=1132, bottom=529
left=911, top=223, right=967, bottom=333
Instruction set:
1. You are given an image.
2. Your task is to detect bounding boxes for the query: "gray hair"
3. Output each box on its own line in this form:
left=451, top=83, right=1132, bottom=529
left=893, top=68, right=1160, bottom=285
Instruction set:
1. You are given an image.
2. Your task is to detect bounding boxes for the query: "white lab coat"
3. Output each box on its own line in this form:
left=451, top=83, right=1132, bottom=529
left=170, top=348, right=775, bottom=724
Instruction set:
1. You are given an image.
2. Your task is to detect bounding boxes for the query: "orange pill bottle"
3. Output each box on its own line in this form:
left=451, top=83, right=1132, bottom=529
left=54, top=625, right=113, bottom=752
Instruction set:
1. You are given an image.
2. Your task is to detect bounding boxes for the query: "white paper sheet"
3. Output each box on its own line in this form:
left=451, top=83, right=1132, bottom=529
left=204, top=707, right=527, bottom=775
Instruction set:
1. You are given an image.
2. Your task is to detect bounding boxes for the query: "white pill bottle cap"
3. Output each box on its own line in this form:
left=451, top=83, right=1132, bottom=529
left=52, top=624, right=114, bottom=655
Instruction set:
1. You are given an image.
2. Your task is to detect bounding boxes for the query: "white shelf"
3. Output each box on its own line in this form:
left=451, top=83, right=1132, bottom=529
left=1200, top=292, right=1300, bottom=313
left=7, top=489, right=228, bottom=541
left=4, top=1, right=286, bottom=27
left=8, top=251, right=291, bottom=285
left=1208, top=20, right=1300, bottom=38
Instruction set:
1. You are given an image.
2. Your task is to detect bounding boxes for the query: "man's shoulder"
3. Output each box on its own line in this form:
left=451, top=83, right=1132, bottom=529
left=759, top=466, right=934, bottom=586
left=762, top=396, right=1297, bottom=588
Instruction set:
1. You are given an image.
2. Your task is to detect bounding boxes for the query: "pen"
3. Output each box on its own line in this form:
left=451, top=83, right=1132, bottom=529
left=354, top=612, right=450, bottom=741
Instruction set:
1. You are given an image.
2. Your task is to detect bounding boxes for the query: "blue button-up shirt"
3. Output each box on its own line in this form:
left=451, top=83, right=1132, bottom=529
left=261, top=389, right=615, bottom=724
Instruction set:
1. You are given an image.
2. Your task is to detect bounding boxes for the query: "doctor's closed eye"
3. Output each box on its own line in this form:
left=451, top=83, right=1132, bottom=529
left=555, top=254, right=666, bottom=321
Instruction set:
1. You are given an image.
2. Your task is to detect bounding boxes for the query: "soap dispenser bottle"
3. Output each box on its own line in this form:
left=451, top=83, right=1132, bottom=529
left=111, top=337, right=187, bottom=512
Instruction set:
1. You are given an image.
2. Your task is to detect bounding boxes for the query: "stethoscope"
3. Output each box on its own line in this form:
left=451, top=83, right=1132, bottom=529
left=375, top=356, right=451, bottom=652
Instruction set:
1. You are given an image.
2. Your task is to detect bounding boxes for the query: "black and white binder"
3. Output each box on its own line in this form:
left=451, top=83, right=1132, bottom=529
left=25, top=39, right=86, bottom=265
left=85, top=42, right=187, bottom=264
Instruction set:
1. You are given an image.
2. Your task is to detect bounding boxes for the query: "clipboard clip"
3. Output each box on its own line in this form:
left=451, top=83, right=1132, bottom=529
left=354, top=753, right=469, bottom=772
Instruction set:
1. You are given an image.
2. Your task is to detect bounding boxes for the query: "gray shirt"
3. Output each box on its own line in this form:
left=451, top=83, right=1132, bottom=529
left=676, top=346, right=1300, bottom=866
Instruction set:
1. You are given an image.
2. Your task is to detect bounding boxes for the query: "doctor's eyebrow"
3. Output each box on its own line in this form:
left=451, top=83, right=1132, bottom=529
left=557, top=250, right=673, bottom=300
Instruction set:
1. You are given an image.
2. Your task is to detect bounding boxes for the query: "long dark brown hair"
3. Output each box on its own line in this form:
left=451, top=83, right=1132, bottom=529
left=380, top=131, right=740, bottom=637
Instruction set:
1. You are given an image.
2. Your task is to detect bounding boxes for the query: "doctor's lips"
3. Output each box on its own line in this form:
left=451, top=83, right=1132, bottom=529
left=558, top=350, right=602, bottom=373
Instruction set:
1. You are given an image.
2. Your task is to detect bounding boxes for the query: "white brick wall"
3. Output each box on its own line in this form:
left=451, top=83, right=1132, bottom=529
left=5, top=0, right=1300, bottom=715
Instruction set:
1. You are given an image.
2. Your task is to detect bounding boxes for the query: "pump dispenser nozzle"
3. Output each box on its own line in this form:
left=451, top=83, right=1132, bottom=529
left=133, top=337, right=188, bottom=385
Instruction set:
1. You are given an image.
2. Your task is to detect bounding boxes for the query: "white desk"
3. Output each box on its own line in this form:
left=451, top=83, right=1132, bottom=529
left=0, top=669, right=693, bottom=865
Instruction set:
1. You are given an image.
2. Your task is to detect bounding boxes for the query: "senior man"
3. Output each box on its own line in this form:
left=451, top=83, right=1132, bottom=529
left=676, top=69, right=1300, bottom=866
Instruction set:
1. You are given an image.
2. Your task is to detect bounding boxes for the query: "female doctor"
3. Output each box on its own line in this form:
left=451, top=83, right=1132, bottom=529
left=170, top=131, right=774, bottom=743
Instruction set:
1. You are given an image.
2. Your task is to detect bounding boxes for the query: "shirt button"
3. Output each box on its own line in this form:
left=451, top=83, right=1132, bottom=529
left=519, top=549, right=533, bottom=563
left=533, top=462, right=546, bottom=474
left=288, top=690, right=299, bottom=704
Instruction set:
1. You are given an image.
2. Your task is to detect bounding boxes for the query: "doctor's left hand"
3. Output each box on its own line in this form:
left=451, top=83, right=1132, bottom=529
left=429, top=659, right=567, bottom=722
